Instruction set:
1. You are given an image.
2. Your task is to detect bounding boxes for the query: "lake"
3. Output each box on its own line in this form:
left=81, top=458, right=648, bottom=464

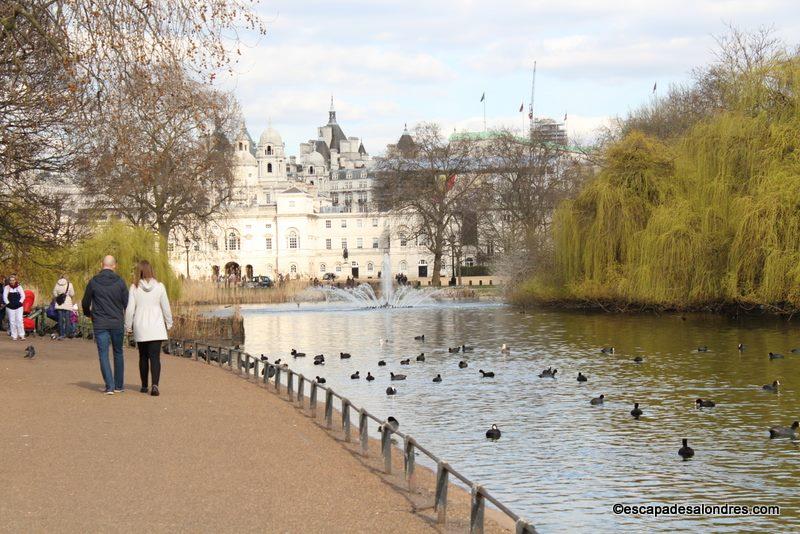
left=240, top=301, right=800, bottom=532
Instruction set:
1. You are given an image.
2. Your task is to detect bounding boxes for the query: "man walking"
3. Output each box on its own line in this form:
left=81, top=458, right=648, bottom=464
left=82, top=255, right=129, bottom=395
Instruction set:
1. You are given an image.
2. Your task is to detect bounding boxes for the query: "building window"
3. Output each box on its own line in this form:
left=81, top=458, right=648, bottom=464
left=266, top=224, right=272, bottom=229
left=226, top=231, right=241, bottom=251
left=193, top=242, right=200, bottom=251
left=367, top=262, right=374, bottom=273
left=265, top=193, right=271, bottom=203
left=399, top=261, right=407, bottom=273
left=267, top=145, right=273, bottom=155
left=245, top=225, right=252, bottom=232
left=325, top=220, right=331, bottom=228
left=309, top=166, right=314, bottom=174
left=372, top=237, right=379, bottom=249
left=357, top=219, right=363, bottom=228
left=289, top=200, right=295, bottom=207
left=290, top=264, right=297, bottom=274
left=167, top=242, right=174, bottom=252
left=325, top=238, right=332, bottom=250
left=357, top=238, right=363, bottom=249
left=419, top=259, right=427, bottom=265
left=341, top=220, right=347, bottom=228
left=238, top=142, right=243, bottom=150
left=267, top=163, right=273, bottom=173
left=210, top=237, right=219, bottom=251
left=341, top=238, right=347, bottom=249
left=288, top=230, right=299, bottom=249
left=400, top=237, right=407, bottom=247
left=265, top=238, right=272, bottom=250
left=372, top=218, right=378, bottom=227
left=335, top=264, right=342, bottom=273
left=320, top=263, right=326, bottom=273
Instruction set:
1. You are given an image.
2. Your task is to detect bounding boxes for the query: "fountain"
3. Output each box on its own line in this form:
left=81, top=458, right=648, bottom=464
left=318, top=253, right=438, bottom=308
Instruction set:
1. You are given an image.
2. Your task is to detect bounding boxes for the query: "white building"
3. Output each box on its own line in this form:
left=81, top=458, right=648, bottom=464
left=170, top=106, right=438, bottom=282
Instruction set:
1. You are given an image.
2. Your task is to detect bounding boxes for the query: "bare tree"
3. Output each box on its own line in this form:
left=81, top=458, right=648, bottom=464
left=79, top=63, right=240, bottom=240
left=375, top=124, right=483, bottom=286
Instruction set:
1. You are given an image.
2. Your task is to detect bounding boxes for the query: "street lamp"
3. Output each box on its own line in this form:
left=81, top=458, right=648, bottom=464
left=183, top=237, right=191, bottom=279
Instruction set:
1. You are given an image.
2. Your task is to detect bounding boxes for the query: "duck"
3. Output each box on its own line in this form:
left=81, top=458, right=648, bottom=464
left=315, top=376, right=326, bottom=384
left=791, top=348, right=800, bottom=354
left=313, top=354, right=325, bottom=361
left=633, top=356, right=644, bottom=363
left=260, top=354, right=269, bottom=361
left=697, top=346, right=709, bottom=352
left=378, top=360, right=386, bottom=366
left=485, top=424, right=501, bottom=440
left=769, top=352, right=784, bottom=360
left=678, top=438, right=694, bottom=460
left=538, top=368, right=558, bottom=378
left=590, top=394, right=605, bottom=405
left=380, top=338, right=392, bottom=345
left=350, top=371, right=360, bottom=379
left=449, top=347, right=461, bottom=353
left=386, top=386, right=397, bottom=395
left=390, top=372, right=406, bottom=381
left=462, top=344, right=475, bottom=352
left=769, top=421, right=799, bottom=438
left=416, top=353, right=425, bottom=362
left=414, top=335, right=425, bottom=341
left=261, top=366, right=276, bottom=378
left=291, top=349, right=306, bottom=357
left=366, top=372, right=375, bottom=381
left=274, top=359, right=282, bottom=365
left=400, top=359, right=410, bottom=365
left=738, top=343, right=746, bottom=351
left=630, top=403, right=643, bottom=419
left=600, top=347, right=615, bottom=354
left=458, top=361, right=468, bottom=369
left=432, top=374, right=442, bottom=383
left=340, top=352, right=352, bottom=359
left=577, top=372, right=588, bottom=382
left=379, top=416, right=400, bottom=433
left=695, top=398, right=715, bottom=408
left=313, top=359, right=325, bottom=366
left=479, top=370, right=495, bottom=378
left=500, top=344, right=511, bottom=354
left=762, top=380, right=781, bottom=392
left=24, top=346, right=36, bottom=359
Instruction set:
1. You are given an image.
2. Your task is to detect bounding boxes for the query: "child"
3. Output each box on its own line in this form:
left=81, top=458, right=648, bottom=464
left=3, top=275, right=25, bottom=340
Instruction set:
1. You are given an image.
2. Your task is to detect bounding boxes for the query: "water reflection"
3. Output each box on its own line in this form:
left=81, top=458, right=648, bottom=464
left=242, top=303, right=800, bottom=532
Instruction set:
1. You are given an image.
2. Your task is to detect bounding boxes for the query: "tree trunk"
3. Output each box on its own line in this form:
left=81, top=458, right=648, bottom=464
left=432, top=252, right=442, bottom=287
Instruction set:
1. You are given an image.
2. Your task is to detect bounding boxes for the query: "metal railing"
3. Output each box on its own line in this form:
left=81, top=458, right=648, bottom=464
left=166, top=339, right=536, bottom=534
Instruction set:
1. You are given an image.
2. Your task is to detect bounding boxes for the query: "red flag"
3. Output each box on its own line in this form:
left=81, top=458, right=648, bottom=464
left=519, top=102, right=524, bottom=112
left=445, top=174, right=456, bottom=192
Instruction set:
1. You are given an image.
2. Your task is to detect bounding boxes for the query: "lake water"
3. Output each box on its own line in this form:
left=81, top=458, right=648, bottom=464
left=240, top=301, right=800, bottom=532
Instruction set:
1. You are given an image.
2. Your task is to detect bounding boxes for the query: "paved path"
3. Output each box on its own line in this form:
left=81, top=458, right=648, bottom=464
left=0, top=336, right=440, bottom=533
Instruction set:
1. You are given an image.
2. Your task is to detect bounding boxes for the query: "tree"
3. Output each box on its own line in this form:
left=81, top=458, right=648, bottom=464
left=375, top=124, right=483, bottom=286
left=79, top=63, right=241, bottom=240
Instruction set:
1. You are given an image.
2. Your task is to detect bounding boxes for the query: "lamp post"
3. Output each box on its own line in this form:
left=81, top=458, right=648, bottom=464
left=183, top=237, right=191, bottom=279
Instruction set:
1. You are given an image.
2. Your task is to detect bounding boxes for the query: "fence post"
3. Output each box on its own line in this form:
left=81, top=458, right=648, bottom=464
left=297, top=375, right=305, bottom=406
left=205, top=344, right=210, bottom=365
left=341, top=399, right=351, bottom=442
left=435, top=461, right=449, bottom=524
left=470, top=485, right=485, bottom=534
left=310, top=382, right=318, bottom=417
left=287, top=370, right=294, bottom=397
left=192, top=342, right=197, bottom=361
left=235, top=350, right=241, bottom=374
left=404, top=437, right=416, bottom=490
left=218, top=347, right=224, bottom=368
left=274, top=367, right=281, bottom=393
left=359, top=409, right=368, bottom=455
left=227, top=348, right=233, bottom=368
left=324, top=389, right=333, bottom=429
left=381, top=423, right=392, bottom=474
left=252, top=358, right=259, bottom=380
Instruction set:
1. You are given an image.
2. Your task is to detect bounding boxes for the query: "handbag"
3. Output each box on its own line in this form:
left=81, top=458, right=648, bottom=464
left=55, top=282, right=70, bottom=305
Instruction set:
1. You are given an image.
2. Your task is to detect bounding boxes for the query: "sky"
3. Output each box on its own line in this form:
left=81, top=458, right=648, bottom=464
left=218, top=0, right=800, bottom=156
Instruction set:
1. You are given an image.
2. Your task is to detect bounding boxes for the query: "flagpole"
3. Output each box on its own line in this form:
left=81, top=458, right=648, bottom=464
left=483, top=94, right=487, bottom=132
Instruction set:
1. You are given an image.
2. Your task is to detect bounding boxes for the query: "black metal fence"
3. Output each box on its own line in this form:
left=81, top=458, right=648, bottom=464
left=166, top=339, right=536, bottom=534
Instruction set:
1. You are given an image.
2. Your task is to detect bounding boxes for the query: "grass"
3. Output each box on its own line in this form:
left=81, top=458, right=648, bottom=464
left=177, top=280, right=311, bottom=306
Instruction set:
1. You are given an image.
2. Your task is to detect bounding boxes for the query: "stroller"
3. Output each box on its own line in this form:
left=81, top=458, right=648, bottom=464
left=22, top=289, right=43, bottom=336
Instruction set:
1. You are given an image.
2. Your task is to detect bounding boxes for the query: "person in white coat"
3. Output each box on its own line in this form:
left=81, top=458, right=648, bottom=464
left=124, top=260, right=173, bottom=396
left=3, top=274, right=26, bottom=340
left=52, top=276, right=75, bottom=339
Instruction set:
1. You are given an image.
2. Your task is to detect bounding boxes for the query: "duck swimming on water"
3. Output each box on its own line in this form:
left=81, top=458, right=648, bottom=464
left=414, top=335, right=425, bottom=341
left=486, top=424, right=501, bottom=440
left=762, top=380, right=781, bottom=392
left=500, top=344, right=510, bottom=354
left=386, top=386, right=397, bottom=395
left=340, top=352, right=352, bottom=359
left=769, top=352, right=784, bottom=359
left=577, top=372, right=588, bottom=382
left=678, top=438, right=694, bottom=460
left=590, top=394, right=605, bottom=405
left=479, top=370, right=495, bottom=378
left=630, top=403, right=643, bottom=419
left=449, top=346, right=461, bottom=353
left=378, top=359, right=387, bottom=366
left=600, top=347, right=615, bottom=354
left=390, top=372, right=406, bottom=381
left=400, top=358, right=410, bottom=365
left=695, top=398, right=716, bottom=408
left=458, top=361, right=468, bottom=369
left=462, top=344, right=475, bottom=352
left=366, top=372, right=375, bottom=381
left=416, top=353, right=425, bottom=362
left=433, top=374, right=442, bottom=383
left=350, top=371, right=360, bottom=379
left=769, top=421, right=799, bottom=438
left=315, top=376, right=326, bottom=384
left=291, top=349, right=305, bottom=357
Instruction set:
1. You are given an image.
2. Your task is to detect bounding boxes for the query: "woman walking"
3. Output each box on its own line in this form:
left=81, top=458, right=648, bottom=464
left=52, top=275, right=75, bottom=339
left=3, top=275, right=25, bottom=340
left=124, top=261, right=173, bottom=396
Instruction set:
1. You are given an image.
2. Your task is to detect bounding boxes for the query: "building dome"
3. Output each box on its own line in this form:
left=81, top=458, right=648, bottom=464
left=259, top=127, right=283, bottom=147
left=308, top=150, right=325, bottom=167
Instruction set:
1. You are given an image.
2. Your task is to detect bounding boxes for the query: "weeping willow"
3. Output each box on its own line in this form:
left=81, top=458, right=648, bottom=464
left=540, top=59, right=800, bottom=310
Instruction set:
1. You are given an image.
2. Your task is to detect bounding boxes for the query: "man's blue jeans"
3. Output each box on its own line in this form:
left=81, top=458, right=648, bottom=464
left=57, top=309, right=71, bottom=338
left=95, top=328, right=124, bottom=391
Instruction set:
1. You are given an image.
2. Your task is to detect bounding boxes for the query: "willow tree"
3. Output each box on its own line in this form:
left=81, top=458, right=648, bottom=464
left=374, top=124, right=483, bottom=286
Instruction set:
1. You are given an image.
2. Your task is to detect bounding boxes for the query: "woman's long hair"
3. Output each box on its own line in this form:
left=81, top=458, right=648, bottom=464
left=133, top=260, right=156, bottom=288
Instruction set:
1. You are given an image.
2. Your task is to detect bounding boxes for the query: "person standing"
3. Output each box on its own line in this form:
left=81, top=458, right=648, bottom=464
left=3, top=274, right=25, bottom=340
left=81, top=256, right=129, bottom=395
left=52, top=275, right=75, bottom=340
left=124, top=260, right=172, bottom=397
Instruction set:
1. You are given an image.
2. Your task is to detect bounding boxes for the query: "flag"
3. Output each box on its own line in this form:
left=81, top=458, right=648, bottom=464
left=445, top=174, right=457, bottom=192
left=519, top=102, right=524, bottom=112
left=563, top=112, right=567, bottom=121
left=652, top=82, right=657, bottom=94
left=528, top=112, right=533, bottom=119
left=480, top=92, right=485, bottom=102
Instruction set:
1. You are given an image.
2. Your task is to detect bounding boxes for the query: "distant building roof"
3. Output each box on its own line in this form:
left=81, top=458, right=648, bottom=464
left=282, top=187, right=305, bottom=194
left=397, top=124, right=415, bottom=153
